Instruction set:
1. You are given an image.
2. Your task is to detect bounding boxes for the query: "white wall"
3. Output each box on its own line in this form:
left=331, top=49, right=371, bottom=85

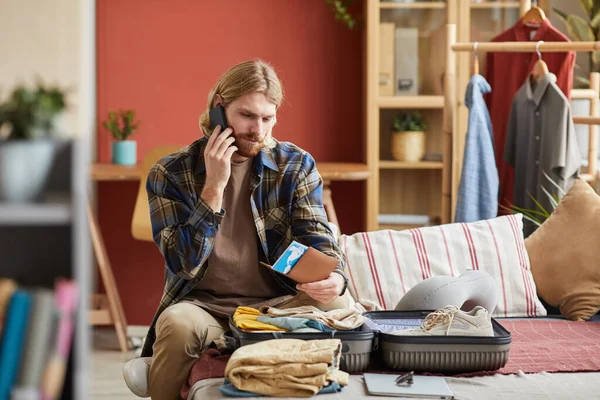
left=0, top=0, right=94, bottom=142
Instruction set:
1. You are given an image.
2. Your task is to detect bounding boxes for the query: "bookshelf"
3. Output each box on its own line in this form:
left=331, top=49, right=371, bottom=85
left=365, top=0, right=531, bottom=230
left=365, top=0, right=455, bottom=231
left=0, top=139, right=91, bottom=400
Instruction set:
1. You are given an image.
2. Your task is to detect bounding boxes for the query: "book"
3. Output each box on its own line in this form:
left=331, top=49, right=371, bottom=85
left=0, top=290, right=33, bottom=400
left=0, top=278, right=17, bottom=337
left=363, top=373, right=455, bottom=399
left=379, top=22, right=395, bottom=96
left=12, top=289, right=57, bottom=400
left=260, top=241, right=339, bottom=284
left=40, top=279, right=78, bottom=400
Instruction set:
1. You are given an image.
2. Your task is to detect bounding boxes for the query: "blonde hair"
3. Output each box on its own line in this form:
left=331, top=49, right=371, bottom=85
left=199, top=59, right=283, bottom=148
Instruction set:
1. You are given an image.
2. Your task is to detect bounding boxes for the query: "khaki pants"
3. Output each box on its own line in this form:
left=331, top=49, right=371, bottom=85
left=148, top=292, right=350, bottom=400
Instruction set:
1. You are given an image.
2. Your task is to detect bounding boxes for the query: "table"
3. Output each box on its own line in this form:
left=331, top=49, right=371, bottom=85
left=91, top=162, right=371, bottom=226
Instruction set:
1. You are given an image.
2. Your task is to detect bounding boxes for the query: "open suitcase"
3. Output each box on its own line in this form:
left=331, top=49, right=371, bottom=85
left=364, top=310, right=512, bottom=373
left=229, top=309, right=511, bottom=374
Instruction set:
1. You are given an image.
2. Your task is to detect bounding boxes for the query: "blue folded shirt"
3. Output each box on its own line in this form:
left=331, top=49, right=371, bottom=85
left=219, top=379, right=344, bottom=397
left=256, top=316, right=333, bottom=332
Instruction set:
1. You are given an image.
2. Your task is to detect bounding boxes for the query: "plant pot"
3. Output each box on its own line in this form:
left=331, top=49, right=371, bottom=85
left=112, top=140, right=137, bottom=165
left=391, top=131, right=426, bottom=162
left=0, top=140, right=56, bottom=202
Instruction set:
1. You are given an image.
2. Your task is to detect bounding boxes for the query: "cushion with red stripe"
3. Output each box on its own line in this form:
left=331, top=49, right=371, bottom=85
left=340, top=214, right=546, bottom=318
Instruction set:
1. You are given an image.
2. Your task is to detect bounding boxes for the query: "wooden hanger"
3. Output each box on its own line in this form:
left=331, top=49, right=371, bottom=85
left=473, top=42, right=479, bottom=75
left=531, top=41, right=549, bottom=82
left=522, top=6, right=546, bottom=27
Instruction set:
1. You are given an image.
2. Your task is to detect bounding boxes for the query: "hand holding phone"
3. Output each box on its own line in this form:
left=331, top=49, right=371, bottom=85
left=209, top=105, right=229, bottom=132
left=204, top=123, right=236, bottom=189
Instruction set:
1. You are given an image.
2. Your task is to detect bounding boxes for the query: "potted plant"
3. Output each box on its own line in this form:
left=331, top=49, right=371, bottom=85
left=390, top=112, right=428, bottom=162
left=0, top=81, right=68, bottom=202
left=103, top=110, right=140, bottom=166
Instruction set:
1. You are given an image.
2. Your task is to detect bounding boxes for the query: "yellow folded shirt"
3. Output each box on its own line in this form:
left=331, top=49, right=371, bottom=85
left=233, top=306, right=288, bottom=332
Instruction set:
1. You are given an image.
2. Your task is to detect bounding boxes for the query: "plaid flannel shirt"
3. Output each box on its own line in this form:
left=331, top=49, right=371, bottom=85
left=141, top=137, right=346, bottom=357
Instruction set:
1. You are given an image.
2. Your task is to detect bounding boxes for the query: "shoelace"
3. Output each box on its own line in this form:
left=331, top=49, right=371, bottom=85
left=419, top=305, right=461, bottom=335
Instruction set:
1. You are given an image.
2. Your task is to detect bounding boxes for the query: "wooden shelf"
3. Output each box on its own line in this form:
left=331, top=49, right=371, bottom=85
left=379, top=160, right=444, bottom=169
left=572, top=89, right=597, bottom=100
left=470, top=1, right=520, bottom=9
left=380, top=1, right=445, bottom=9
left=378, top=95, right=444, bottom=109
left=0, top=200, right=71, bottom=225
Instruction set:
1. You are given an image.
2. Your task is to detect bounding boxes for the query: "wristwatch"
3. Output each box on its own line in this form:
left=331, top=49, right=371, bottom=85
left=331, top=269, right=349, bottom=297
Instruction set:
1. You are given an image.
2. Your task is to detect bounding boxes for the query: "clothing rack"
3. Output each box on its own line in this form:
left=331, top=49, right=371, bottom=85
left=443, top=29, right=600, bottom=220
left=452, top=41, right=600, bottom=52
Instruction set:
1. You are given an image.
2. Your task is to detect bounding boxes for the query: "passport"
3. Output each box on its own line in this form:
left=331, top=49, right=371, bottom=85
left=260, top=241, right=339, bottom=284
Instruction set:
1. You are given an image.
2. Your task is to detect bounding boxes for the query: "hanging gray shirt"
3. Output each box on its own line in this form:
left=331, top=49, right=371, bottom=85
left=504, top=73, right=581, bottom=235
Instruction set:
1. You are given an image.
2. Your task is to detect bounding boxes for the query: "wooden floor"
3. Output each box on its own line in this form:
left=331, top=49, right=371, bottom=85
left=92, top=329, right=139, bottom=399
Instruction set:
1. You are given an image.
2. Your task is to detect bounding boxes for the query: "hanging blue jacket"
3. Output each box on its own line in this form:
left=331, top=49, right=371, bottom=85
left=455, top=75, right=499, bottom=223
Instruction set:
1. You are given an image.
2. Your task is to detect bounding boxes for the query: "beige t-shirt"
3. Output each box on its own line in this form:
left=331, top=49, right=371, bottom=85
left=182, top=158, right=292, bottom=319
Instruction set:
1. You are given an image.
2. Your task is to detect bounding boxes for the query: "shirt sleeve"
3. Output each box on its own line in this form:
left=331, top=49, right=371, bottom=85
left=147, top=163, right=224, bottom=280
left=290, top=153, right=347, bottom=271
left=552, top=102, right=582, bottom=183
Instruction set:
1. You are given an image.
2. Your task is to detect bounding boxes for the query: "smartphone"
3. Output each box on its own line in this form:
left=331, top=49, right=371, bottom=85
left=209, top=105, right=229, bottom=132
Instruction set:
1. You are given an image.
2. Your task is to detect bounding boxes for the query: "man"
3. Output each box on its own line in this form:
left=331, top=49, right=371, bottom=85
left=123, top=59, right=350, bottom=399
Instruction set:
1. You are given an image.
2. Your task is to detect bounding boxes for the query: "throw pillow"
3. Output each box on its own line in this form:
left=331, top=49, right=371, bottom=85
left=340, top=214, right=546, bottom=318
left=525, top=178, right=600, bottom=321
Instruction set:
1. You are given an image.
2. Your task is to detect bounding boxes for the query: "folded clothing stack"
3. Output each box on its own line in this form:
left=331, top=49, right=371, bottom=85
left=232, top=305, right=365, bottom=333
left=221, top=338, right=349, bottom=398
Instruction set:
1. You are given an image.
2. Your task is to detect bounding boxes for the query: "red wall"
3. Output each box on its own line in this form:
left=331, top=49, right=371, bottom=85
left=97, top=0, right=365, bottom=325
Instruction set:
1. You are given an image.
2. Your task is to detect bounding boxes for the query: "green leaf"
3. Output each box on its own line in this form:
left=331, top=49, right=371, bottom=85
left=521, top=214, right=543, bottom=227
left=540, top=186, right=559, bottom=209
left=527, top=192, right=550, bottom=216
left=593, top=51, right=600, bottom=65
left=501, top=206, right=544, bottom=225
left=566, top=15, right=595, bottom=42
left=508, top=205, right=549, bottom=218
left=590, top=11, right=600, bottom=28
left=553, top=8, right=568, bottom=25
left=578, top=0, right=594, bottom=17
left=553, top=193, right=560, bottom=203
left=593, top=1, right=600, bottom=21
left=566, top=15, right=595, bottom=41
left=576, top=75, right=591, bottom=86
left=542, top=170, right=566, bottom=197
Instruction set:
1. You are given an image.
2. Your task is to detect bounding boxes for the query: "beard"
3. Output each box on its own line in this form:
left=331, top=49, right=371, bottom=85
left=233, top=132, right=266, bottom=158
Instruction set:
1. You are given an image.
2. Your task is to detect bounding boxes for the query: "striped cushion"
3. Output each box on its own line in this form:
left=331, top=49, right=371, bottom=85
left=340, top=214, right=546, bottom=317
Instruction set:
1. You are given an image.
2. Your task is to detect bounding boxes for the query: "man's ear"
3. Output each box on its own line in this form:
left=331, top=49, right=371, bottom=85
left=212, top=94, right=223, bottom=109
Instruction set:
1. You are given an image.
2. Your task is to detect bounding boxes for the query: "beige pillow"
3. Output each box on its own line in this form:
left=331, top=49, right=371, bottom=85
left=525, top=179, right=600, bottom=321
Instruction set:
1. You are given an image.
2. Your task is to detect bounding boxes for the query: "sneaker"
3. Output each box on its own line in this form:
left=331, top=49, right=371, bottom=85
left=392, top=305, right=494, bottom=336
left=123, top=357, right=152, bottom=398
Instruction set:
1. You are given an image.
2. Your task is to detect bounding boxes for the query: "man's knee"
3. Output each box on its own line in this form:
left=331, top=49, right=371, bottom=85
left=156, top=303, right=201, bottom=341
left=155, top=303, right=225, bottom=351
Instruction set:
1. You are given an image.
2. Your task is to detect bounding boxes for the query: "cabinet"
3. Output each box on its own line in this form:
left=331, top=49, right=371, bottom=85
left=0, top=140, right=91, bottom=399
left=365, top=0, right=529, bottom=231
